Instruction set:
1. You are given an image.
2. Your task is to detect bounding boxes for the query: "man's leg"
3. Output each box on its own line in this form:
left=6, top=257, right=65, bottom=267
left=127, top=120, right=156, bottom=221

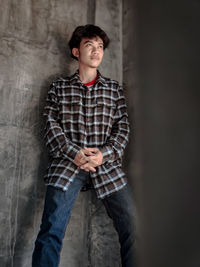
left=102, top=184, right=136, bottom=267
left=32, top=170, right=89, bottom=267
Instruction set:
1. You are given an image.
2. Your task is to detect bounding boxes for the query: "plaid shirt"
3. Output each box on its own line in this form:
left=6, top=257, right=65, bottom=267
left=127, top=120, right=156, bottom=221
left=43, top=69, right=130, bottom=199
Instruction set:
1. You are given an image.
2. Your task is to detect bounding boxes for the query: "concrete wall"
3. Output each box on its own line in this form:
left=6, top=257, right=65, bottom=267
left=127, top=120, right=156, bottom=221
left=0, top=1, right=125, bottom=266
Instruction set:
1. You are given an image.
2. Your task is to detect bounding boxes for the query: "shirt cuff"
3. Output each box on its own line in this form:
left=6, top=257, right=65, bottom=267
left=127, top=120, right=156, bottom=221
left=99, top=145, right=113, bottom=164
left=62, top=142, right=81, bottom=162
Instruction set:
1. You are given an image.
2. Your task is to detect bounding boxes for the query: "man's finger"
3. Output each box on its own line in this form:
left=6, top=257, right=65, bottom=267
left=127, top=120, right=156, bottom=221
left=88, top=155, right=98, bottom=160
left=80, top=164, right=96, bottom=172
left=87, top=166, right=96, bottom=172
left=84, top=147, right=98, bottom=153
left=80, top=163, right=92, bottom=169
left=80, top=161, right=96, bottom=168
left=79, top=157, right=88, bottom=164
left=85, top=158, right=97, bottom=165
left=82, top=149, right=94, bottom=156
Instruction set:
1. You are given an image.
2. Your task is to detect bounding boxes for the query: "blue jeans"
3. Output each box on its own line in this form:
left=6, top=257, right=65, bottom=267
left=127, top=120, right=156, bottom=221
left=32, top=170, right=136, bottom=267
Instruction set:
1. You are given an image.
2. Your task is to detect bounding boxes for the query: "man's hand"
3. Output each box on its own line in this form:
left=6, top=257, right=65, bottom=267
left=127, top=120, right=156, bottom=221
left=79, top=147, right=103, bottom=171
left=74, top=147, right=103, bottom=172
left=74, top=148, right=96, bottom=172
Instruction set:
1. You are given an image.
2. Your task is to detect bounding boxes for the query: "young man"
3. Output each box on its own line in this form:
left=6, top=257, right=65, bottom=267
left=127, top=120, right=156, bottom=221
left=32, top=24, right=136, bottom=267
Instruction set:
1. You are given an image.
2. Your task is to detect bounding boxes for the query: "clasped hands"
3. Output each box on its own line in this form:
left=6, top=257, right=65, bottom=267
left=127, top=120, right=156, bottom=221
left=74, top=147, right=103, bottom=172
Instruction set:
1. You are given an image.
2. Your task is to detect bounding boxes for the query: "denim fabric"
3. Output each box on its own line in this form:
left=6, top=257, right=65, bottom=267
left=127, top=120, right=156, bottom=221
left=32, top=170, right=136, bottom=267
left=102, top=184, right=136, bottom=267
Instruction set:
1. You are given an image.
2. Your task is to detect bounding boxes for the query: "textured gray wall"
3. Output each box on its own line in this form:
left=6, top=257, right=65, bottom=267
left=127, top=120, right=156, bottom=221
left=0, top=1, right=126, bottom=266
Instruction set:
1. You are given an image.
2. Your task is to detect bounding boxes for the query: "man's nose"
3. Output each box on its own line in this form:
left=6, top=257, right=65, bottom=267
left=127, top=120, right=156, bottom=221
left=92, top=46, right=99, bottom=53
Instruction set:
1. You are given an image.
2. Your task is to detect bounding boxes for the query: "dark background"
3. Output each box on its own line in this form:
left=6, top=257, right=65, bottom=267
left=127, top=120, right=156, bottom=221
left=133, top=0, right=200, bottom=266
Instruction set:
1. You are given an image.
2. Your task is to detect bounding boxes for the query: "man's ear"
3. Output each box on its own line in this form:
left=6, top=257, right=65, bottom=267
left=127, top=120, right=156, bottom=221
left=72, top=48, right=79, bottom=59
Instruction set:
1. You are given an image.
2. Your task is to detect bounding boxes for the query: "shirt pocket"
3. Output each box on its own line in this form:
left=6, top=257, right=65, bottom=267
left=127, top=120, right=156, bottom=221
left=59, top=95, right=82, bottom=123
left=96, top=97, right=116, bottom=107
left=95, top=97, right=116, bottom=125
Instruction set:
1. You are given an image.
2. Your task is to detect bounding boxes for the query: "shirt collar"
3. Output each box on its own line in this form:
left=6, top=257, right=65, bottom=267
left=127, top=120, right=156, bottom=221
left=70, top=69, right=108, bottom=87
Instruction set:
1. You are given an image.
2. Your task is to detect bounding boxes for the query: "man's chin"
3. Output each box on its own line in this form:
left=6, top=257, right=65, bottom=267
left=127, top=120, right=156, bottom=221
left=89, top=64, right=100, bottom=68
left=89, top=59, right=102, bottom=67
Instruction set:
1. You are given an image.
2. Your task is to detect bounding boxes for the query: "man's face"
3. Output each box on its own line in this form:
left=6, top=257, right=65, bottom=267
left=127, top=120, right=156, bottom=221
left=72, top=36, right=104, bottom=69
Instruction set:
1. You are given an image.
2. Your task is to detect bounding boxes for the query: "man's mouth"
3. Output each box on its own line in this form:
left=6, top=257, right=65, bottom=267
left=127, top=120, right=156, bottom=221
left=91, top=57, right=99, bottom=60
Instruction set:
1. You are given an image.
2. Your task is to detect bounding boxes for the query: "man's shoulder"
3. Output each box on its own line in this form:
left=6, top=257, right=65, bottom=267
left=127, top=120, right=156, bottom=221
left=99, top=73, right=121, bottom=89
left=51, top=74, right=74, bottom=87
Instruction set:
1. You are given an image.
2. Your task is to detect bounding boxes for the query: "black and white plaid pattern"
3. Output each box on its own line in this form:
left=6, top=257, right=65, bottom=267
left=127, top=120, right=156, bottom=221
left=43, top=69, right=130, bottom=199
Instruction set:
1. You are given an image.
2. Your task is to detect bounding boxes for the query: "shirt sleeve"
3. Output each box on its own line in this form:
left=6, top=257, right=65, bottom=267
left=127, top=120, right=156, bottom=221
left=43, top=82, right=81, bottom=162
left=99, top=85, right=130, bottom=164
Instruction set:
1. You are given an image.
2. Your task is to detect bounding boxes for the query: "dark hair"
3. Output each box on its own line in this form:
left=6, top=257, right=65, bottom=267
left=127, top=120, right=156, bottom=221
left=68, top=24, right=110, bottom=60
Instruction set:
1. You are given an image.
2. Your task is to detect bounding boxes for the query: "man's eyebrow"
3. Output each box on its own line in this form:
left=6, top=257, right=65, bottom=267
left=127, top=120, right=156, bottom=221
left=83, top=40, right=92, bottom=45
left=83, top=40, right=104, bottom=45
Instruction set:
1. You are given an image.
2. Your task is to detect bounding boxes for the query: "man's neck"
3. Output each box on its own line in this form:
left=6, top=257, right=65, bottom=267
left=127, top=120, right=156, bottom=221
left=78, top=66, right=97, bottom=84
